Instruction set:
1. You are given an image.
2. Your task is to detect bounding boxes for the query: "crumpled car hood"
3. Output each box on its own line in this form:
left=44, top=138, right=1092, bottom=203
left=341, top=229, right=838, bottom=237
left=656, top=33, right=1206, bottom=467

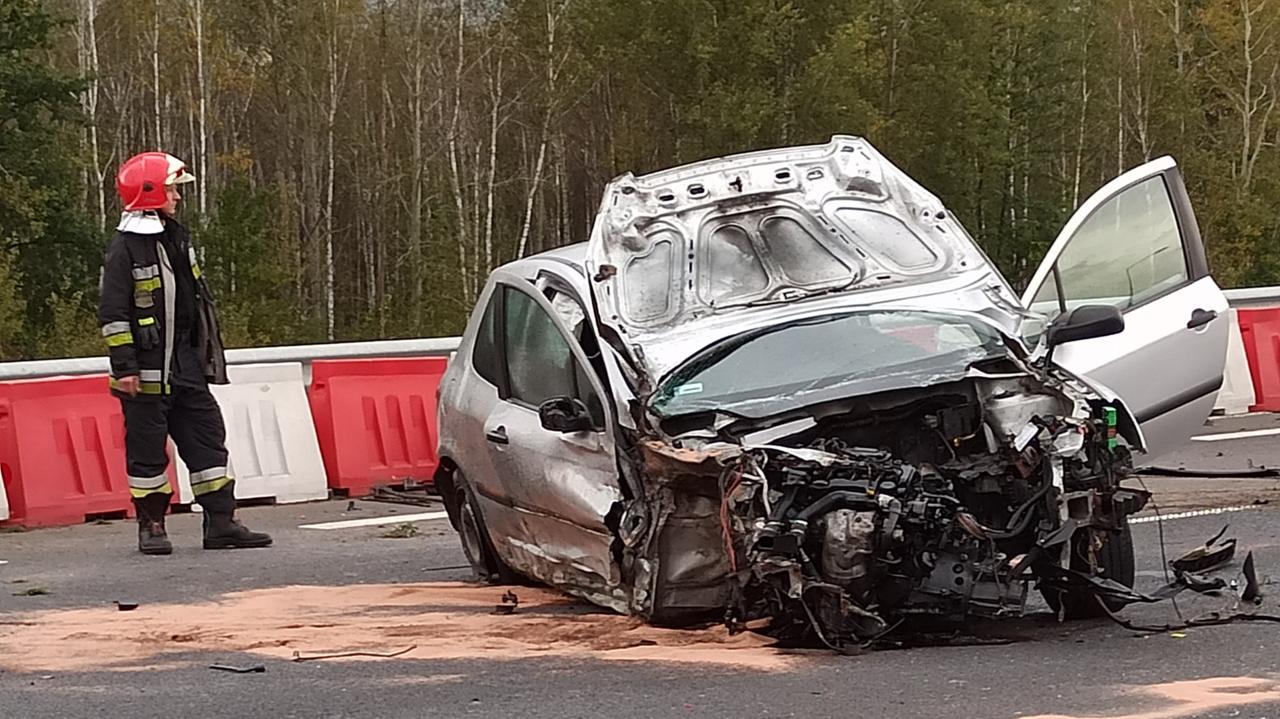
left=585, top=135, right=1025, bottom=381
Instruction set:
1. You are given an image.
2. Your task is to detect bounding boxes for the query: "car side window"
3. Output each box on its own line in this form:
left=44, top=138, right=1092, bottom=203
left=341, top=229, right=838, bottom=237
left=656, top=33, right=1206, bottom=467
left=503, top=287, right=604, bottom=427
left=504, top=287, right=575, bottom=405
left=470, top=288, right=503, bottom=388
left=1030, top=175, right=1189, bottom=319
left=545, top=287, right=607, bottom=427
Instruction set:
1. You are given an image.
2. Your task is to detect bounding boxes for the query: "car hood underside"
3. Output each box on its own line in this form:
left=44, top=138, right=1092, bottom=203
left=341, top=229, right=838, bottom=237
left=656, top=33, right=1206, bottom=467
left=584, top=135, right=1025, bottom=380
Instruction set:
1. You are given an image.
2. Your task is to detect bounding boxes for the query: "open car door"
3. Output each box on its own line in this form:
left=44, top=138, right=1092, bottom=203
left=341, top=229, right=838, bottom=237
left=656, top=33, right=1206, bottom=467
left=1021, top=157, right=1228, bottom=460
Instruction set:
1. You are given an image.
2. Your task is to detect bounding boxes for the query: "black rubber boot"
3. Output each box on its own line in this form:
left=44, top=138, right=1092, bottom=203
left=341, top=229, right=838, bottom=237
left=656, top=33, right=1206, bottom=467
left=198, top=483, right=272, bottom=550
left=202, top=511, right=273, bottom=549
left=133, top=493, right=173, bottom=556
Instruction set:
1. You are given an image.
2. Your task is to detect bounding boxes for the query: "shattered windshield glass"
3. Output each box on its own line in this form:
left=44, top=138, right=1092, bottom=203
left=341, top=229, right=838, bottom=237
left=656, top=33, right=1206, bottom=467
left=651, top=310, right=1007, bottom=418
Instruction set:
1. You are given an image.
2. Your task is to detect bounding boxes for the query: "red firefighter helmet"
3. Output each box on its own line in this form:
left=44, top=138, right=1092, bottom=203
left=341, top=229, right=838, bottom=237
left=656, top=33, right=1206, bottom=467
left=115, top=152, right=196, bottom=211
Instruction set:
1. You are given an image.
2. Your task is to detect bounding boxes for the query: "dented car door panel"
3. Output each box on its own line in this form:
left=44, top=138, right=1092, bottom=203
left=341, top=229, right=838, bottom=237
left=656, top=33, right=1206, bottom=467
left=480, top=278, right=624, bottom=599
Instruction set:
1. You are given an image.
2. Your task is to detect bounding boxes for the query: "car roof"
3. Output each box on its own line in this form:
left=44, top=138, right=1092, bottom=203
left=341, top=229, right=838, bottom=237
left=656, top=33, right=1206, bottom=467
left=497, top=242, right=587, bottom=278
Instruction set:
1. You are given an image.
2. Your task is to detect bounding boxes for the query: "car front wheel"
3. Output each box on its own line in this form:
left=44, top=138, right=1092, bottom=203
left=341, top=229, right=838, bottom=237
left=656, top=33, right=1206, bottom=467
left=1042, top=520, right=1136, bottom=619
left=452, top=470, right=521, bottom=584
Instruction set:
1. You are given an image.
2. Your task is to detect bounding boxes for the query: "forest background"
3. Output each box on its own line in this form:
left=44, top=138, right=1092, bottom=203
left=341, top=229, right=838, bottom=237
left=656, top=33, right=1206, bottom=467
left=2, top=0, right=1277, bottom=359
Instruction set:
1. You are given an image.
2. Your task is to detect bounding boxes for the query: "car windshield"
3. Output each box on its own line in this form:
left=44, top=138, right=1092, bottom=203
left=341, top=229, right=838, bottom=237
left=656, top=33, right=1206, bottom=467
left=651, top=310, right=1009, bottom=418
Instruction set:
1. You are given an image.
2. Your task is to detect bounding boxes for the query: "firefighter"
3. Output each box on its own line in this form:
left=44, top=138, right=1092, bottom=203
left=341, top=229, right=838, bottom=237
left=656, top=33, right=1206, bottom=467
left=98, top=151, right=272, bottom=555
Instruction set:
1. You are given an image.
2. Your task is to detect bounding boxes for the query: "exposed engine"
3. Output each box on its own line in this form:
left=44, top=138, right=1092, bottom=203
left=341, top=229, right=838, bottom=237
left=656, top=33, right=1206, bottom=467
left=714, top=376, right=1147, bottom=648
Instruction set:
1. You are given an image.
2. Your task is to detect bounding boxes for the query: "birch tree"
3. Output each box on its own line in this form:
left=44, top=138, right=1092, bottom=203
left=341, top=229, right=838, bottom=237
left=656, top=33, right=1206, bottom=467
left=1204, top=0, right=1280, bottom=196
left=189, top=0, right=211, bottom=215
left=516, top=0, right=572, bottom=259
left=73, top=0, right=104, bottom=230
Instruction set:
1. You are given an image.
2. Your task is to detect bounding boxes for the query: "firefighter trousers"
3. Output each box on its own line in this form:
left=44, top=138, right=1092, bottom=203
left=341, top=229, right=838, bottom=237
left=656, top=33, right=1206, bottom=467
left=121, top=383, right=234, bottom=512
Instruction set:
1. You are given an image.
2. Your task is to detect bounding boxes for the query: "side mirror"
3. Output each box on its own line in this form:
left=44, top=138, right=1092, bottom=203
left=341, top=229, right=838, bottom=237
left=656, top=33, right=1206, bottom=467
left=538, top=396, right=594, bottom=433
left=1046, top=304, right=1125, bottom=350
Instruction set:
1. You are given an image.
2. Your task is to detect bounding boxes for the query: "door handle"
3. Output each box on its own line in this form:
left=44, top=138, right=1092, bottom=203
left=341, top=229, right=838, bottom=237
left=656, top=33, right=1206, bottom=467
left=485, top=426, right=509, bottom=445
left=1187, top=308, right=1218, bottom=330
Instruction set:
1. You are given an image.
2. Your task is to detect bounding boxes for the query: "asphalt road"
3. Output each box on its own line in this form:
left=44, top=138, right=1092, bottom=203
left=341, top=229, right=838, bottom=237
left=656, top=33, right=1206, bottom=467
left=3, top=418, right=1280, bottom=719
left=1145, top=412, right=1280, bottom=473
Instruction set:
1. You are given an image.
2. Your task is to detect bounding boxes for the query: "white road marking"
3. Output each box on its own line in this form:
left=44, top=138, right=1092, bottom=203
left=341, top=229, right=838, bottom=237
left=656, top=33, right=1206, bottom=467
left=1129, top=504, right=1267, bottom=525
left=1191, top=427, right=1280, bottom=442
left=300, top=511, right=449, bottom=530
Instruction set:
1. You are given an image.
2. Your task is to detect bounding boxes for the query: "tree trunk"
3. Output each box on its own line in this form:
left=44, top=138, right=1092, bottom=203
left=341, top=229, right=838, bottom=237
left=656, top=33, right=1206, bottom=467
left=152, top=0, right=162, bottom=149
left=77, top=0, right=105, bottom=231
left=1237, top=0, right=1279, bottom=197
left=448, top=1, right=472, bottom=302
left=1116, top=72, right=1124, bottom=174
left=324, top=0, right=340, bottom=340
left=409, top=0, right=426, bottom=325
left=483, top=53, right=503, bottom=274
left=1126, top=0, right=1152, bottom=160
left=517, top=0, right=567, bottom=259
left=1073, top=35, right=1090, bottom=208
left=192, top=0, right=210, bottom=215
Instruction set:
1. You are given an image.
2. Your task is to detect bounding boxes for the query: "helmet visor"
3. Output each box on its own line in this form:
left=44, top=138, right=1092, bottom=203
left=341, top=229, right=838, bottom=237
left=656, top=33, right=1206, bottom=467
left=163, top=154, right=196, bottom=185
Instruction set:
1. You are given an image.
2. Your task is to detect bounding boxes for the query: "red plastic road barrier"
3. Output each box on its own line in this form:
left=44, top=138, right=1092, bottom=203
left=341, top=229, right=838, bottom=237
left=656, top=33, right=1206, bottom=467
left=0, top=375, right=172, bottom=527
left=308, top=357, right=447, bottom=496
left=1237, top=308, right=1280, bottom=412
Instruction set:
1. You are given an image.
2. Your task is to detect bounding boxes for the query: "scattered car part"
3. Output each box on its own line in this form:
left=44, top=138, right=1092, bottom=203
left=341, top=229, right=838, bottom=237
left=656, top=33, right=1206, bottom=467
left=1242, top=551, right=1263, bottom=604
left=1170, top=525, right=1237, bottom=575
left=209, top=663, right=265, bottom=673
left=493, top=590, right=520, bottom=615
left=1137, top=466, right=1280, bottom=478
left=290, top=645, right=417, bottom=662
left=368, top=485, right=439, bottom=507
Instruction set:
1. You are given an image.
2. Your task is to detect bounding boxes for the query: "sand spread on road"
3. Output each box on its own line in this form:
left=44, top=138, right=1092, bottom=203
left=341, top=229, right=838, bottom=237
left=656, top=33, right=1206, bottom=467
left=0, top=582, right=792, bottom=672
left=1025, top=676, right=1280, bottom=719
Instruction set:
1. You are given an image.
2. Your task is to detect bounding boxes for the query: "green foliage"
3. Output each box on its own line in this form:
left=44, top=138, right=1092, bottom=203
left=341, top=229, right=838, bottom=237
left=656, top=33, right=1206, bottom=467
left=7, top=0, right=1280, bottom=360
left=0, top=0, right=100, bottom=360
left=0, top=251, right=27, bottom=357
left=196, top=174, right=305, bottom=348
left=35, top=289, right=101, bottom=359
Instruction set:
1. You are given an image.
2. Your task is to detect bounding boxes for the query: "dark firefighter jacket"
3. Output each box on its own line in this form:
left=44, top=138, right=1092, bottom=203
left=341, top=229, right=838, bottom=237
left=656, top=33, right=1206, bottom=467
left=97, top=215, right=229, bottom=398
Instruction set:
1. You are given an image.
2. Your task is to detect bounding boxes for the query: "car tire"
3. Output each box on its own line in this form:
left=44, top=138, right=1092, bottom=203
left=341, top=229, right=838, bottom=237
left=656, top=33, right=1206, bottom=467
left=453, top=470, right=522, bottom=585
left=1042, top=519, right=1136, bottom=619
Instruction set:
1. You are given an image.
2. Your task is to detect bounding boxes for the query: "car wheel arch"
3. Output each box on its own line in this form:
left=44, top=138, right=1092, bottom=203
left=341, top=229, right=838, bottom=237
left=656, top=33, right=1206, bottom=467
left=434, top=457, right=461, bottom=530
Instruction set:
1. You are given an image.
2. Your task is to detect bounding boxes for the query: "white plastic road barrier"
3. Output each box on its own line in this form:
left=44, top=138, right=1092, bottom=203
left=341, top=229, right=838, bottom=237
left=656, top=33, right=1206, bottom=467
left=1215, top=309, right=1258, bottom=416
left=175, top=362, right=328, bottom=505
left=0, top=465, right=10, bottom=521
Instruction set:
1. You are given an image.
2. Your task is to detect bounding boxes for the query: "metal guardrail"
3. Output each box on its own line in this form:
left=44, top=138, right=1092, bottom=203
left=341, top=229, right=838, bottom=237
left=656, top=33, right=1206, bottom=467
left=0, top=337, right=462, bottom=381
left=1223, top=286, right=1280, bottom=309
left=0, top=285, right=1275, bottom=382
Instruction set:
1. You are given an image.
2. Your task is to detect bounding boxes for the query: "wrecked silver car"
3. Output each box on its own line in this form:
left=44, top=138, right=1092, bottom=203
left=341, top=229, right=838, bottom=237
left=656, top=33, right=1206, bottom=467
left=435, top=136, right=1229, bottom=647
